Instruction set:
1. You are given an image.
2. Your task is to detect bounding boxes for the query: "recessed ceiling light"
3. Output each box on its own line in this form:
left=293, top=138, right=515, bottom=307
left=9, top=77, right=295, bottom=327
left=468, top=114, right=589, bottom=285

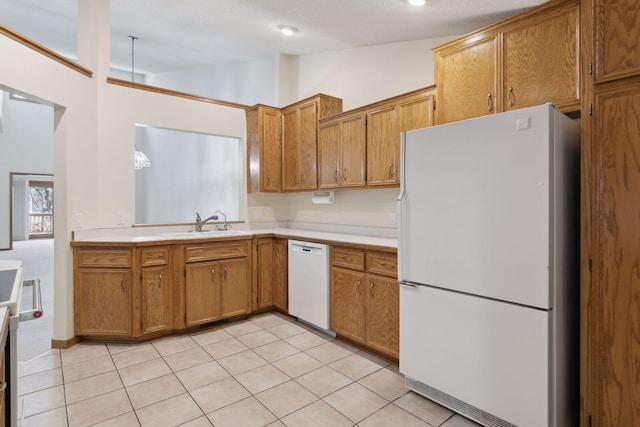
left=408, top=0, right=426, bottom=5
left=277, top=24, right=299, bottom=36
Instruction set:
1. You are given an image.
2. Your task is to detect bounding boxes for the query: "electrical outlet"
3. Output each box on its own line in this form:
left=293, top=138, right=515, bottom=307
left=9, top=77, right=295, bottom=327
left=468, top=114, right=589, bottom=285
left=390, top=213, right=397, bottom=225
left=116, top=212, right=125, bottom=225
left=254, top=209, right=264, bottom=220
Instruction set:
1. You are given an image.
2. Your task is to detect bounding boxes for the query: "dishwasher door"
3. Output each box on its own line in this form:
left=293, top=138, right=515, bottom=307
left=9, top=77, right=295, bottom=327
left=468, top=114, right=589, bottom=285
left=288, top=240, right=330, bottom=331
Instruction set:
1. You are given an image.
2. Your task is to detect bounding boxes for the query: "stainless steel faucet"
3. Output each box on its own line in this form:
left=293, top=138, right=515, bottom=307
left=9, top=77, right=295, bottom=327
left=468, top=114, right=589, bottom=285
left=213, top=210, right=230, bottom=231
left=194, top=212, right=218, bottom=232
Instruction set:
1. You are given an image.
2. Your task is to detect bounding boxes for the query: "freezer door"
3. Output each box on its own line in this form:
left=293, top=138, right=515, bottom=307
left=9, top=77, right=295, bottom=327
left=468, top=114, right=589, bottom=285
left=400, top=104, right=560, bottom=309
left=399, top=283, right=550, bottom=427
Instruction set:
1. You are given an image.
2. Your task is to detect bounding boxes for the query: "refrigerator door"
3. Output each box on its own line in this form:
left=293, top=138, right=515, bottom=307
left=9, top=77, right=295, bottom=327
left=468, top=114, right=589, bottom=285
left=399, top=104, right=555, bottom=309
left=399, top=283, right=550, bottom=427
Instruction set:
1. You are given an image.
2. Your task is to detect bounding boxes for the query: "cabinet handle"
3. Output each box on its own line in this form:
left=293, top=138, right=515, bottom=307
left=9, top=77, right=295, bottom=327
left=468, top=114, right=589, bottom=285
left=370, top=282, right=374, bottom=296
left=357, top=280, right=361, bottom=294
left=508, top=87, right=514, bottom=107
left=343, top=168, right=348, bottom=182
left=224, top=266, right=227, bottom=280
left=388, top=163, right=394, bottom=179
left=158, top=273, right=162, bottom=288
left=334, top=170, right=339, bottom=183
left=120, top=279, right=125, bottom=292
left=211, top=268, right=215, bottom=283
left=267, top=175, right=270, bottom=186
left=487, top=93, right=493, bottom=112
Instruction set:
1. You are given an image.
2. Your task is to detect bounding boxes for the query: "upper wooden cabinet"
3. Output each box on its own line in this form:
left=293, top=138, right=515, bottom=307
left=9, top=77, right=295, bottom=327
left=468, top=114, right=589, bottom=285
left=435, top=36, right=498, bottom=124
left=282, top=95, right=343, bottom=192
left=434, top=0, right=580, bottom=124
left=247, top=105, right=282, bottom=192
left=592, top=0, right=640, bottom=83
left=318, top=113, right=366, bottom=189
left=502, top=0, right=579, bottom=112
left=367, top=89, right=435, bottom=186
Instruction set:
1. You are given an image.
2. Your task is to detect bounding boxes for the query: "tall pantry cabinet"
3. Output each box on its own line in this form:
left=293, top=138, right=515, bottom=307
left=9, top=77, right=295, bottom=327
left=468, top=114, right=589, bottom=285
left=581, top=1, right=640, bottom=426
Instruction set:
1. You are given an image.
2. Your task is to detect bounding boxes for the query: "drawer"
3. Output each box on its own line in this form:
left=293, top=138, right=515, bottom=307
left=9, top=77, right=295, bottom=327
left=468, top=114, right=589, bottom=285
left=366, top=251, right=397, bottom=278
left=76, top=249, right=131, bottom=268
left=331, top=247, right=365, bottom=271
left=185, top=242, right=249, bottom=263
left=141, top=247, right=169, bottom=266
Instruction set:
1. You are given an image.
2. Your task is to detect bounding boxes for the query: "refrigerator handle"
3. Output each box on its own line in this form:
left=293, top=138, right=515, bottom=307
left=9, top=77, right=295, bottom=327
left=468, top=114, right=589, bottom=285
left=397, top=132, right=407, bottom=283
left=397, top=132, right=406, bottom=202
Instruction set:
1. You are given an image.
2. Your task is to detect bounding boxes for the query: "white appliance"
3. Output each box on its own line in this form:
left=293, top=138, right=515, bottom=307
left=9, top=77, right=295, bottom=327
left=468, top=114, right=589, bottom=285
left=288, top=240, right=331, bottom=331
left=398, top=104, right=579, bottom=427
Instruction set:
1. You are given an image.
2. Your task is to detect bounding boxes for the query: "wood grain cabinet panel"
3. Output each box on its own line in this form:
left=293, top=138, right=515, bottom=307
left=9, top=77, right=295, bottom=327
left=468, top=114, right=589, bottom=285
left=435, top=36, right=498, bottom=125
left=366, top=276, right=399, bottom=359
left=593, top=0, right=640, bottom=82
left=141, top=265, right=172, bottom=334
left=330, top=246, right=398, bottom=359
left=331, top=268, right=367, bottom=343
left=185, top=261, right=221, bottom=326
left=318, top=114, right=366, bottom=189
left=253, top=238, right=274, bottom=312
left=220, top=258, right=250, bottom=318
left=247, top=105, right=282, bottom=192
left=503, top=1, right=579, bottom=112
left=273, top=238, right=288, bottom=312
left=366, top=105, right=399, bottom=186
left=282, top=95, right=343, bottom=192
left=75, top=268, right=132, bottom=336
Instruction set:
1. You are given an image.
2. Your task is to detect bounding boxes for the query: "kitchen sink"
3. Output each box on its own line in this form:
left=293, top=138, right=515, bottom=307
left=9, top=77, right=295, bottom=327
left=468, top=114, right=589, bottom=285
left=160, top=230, right=246, bottom=239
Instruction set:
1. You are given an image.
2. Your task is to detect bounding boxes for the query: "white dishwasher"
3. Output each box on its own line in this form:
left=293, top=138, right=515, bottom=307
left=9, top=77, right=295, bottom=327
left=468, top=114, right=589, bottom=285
left=288, top=240, right=331, bottom=332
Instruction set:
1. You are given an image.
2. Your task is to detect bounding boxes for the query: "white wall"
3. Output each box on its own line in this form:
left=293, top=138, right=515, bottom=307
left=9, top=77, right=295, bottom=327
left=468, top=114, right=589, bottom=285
left=293, top=37, right=452, bottom=110
left=0, top=91, right=55, bottom=248
left=146, top=56, right=278, bottom=106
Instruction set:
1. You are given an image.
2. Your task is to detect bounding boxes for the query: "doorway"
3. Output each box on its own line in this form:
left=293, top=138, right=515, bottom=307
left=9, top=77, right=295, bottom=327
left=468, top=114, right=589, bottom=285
left=10, top=174, right=54, bottom=242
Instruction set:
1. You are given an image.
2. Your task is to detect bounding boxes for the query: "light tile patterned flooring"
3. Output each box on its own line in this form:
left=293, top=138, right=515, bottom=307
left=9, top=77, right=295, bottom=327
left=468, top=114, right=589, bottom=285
left=17, top=312, right=482, bottom=427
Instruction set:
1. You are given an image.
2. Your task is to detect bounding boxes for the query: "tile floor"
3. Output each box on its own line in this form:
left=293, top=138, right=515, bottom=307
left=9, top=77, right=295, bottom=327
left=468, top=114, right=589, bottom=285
left=17, top=312, right=482, bottom=427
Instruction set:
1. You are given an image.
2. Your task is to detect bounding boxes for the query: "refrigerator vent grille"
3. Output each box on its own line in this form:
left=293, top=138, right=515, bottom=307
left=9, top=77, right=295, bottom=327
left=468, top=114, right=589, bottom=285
left=405, top=377, right=516, bottom=427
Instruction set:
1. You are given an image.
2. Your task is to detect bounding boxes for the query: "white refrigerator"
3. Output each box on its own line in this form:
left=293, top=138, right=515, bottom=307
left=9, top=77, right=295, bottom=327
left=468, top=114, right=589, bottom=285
left=397, top=104, right=579, bottom=427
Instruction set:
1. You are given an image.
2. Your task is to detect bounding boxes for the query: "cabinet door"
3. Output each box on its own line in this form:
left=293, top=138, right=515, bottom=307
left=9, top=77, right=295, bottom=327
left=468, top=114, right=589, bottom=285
left=503, top=2, right=579, bottom=112
left=330, top=268, right=366, bottom=343
left=254, top=239, right=274, bottom=311
left=435, top=37, right=498, bottom=124
left=589, top=84, right=640, bottom=427
left=273, top=238, right=288, bottom=312
left=282, top=108, right=299, bottom=191
left=366, top=275, right=399, bottom=358
left=398, top=94, right=434, bottom=132
left=366, top=105, right=398, bottom=186
left=185, top=261, right=220, bottom=326
left=593, top=0, right=640, bottom=82
left=298, top=101, right=319, bottom=190
left=75, top=268, right=132, bottom=336
left=221, top=258, right=250, bottom=318
left=141, top=265, right=172, bottom=335
left=318, top=121, right=340, bottom=188
left=340, top=114, right=366, bottom=187
left=262, top=108, right=283, bottom=191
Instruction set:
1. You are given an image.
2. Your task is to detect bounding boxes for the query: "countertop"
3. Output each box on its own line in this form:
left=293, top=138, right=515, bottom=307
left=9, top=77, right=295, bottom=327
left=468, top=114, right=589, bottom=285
left=71, top=227, right=397, bottom=250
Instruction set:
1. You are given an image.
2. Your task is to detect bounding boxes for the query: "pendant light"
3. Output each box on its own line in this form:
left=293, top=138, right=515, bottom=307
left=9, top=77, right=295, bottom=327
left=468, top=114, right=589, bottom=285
left=129, top=35, right=151, bottom=170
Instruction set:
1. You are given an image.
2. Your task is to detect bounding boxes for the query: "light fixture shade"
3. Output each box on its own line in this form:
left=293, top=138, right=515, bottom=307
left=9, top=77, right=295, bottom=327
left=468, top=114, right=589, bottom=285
left=277, top=24, right=298, bottom=36
left=408, top=0, right=426, bottom=5
left=134, top=149, right=151, bottom=170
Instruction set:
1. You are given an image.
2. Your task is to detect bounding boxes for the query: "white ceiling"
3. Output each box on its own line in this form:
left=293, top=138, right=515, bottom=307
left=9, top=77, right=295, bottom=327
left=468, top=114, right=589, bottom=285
left=1, top=0, right=549, bottom=75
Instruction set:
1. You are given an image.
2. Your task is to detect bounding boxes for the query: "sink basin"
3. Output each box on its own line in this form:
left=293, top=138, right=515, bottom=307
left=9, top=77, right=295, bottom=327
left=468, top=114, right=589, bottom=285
left=160, top=230, right=246, bottom=239
left=0, top=261, right=23, bottom=314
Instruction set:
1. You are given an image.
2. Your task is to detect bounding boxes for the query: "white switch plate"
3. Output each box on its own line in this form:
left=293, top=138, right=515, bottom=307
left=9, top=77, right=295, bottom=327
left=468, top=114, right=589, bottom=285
left=254, top=209, right=264, bottom=220
left=75, top=213, right=83, bottom=228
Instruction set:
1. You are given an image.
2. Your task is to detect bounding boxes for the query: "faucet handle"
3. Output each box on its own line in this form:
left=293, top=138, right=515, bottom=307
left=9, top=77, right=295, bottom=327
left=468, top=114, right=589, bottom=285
left=195, top=212, right=201, bottom=221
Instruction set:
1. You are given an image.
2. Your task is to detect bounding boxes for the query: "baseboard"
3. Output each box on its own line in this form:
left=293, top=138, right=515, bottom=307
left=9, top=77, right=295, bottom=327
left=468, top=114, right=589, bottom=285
left=51, top=336, right=81, bottom=349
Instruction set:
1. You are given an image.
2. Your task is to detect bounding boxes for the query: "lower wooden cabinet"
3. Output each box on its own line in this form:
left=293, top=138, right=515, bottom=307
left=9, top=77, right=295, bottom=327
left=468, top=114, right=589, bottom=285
left=273, top=238, right=288, bottom=312
left=141, top=265, right=172, bottom=334
left=184, top=242, right=251, bottom=326
left=75, top=267, right=132, bottom=337
left=253, top=238, right=274, bottom=312
left=330, top=246, right=399, bottom=359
